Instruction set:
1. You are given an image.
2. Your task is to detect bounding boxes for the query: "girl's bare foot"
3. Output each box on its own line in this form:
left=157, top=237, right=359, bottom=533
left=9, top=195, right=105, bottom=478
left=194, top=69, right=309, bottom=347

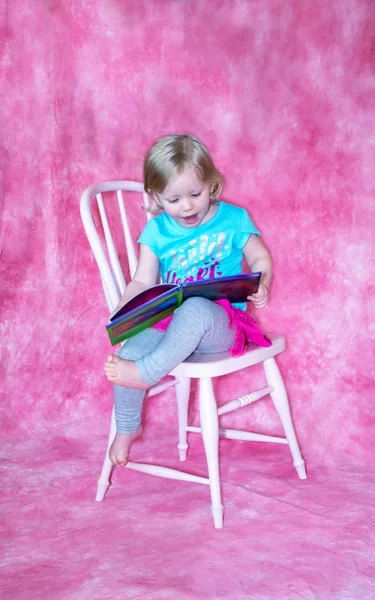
left=109, top=428, right=142, bottom=466
left=104, top=354, right=150, bottom=389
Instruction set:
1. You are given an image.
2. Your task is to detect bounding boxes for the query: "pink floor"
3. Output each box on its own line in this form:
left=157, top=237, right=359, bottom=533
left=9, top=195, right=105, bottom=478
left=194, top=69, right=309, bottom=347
left=2, top=422, right=375, bottom=600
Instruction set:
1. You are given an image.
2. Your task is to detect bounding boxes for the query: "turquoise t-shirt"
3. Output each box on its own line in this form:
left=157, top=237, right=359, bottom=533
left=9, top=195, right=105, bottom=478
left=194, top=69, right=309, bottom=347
left=138, top=201, right=260, bottom=310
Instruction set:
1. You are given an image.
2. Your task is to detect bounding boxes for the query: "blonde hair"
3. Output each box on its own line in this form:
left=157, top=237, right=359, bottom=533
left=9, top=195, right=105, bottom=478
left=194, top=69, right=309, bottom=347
left=143, top=134, right=224, bottom=211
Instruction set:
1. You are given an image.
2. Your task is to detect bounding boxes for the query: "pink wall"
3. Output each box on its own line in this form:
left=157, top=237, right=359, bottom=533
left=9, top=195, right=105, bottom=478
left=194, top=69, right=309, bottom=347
left=1, top=0, right=374, bottom=467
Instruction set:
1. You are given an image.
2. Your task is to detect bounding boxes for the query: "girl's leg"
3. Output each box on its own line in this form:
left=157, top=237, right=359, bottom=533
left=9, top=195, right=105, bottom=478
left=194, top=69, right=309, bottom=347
left=109, top=327, right=164, bottom=466
left=138, top=297, right=235, bottom=385
left=105, top=297, right=235, bottom=389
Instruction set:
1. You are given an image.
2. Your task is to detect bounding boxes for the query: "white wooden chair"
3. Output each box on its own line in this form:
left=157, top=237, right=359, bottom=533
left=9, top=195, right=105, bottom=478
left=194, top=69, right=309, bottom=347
left=80, top=181, right=307, bottom=529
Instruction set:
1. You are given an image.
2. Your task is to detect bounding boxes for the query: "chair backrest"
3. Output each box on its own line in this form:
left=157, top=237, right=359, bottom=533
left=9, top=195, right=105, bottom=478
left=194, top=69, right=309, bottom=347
left=80, top=181, right=151, bottom=312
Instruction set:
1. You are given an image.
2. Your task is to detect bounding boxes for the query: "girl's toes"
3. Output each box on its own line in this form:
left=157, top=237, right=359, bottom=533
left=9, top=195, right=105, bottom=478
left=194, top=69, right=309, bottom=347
left=107, top=354, right=120, bottom=364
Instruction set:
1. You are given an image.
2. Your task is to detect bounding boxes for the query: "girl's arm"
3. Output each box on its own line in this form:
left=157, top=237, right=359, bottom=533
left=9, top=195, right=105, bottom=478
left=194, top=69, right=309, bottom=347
left=109, top=244, right=160, bottom=318
left=242, top=234, right=272, bottom=309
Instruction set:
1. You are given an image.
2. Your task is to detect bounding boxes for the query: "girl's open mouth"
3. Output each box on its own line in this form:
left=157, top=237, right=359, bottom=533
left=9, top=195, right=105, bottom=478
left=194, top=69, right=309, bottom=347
left=183, top=214, right=198, bottom=224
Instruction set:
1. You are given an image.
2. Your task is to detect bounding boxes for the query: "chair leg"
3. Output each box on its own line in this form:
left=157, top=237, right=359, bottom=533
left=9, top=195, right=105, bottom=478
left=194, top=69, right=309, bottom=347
left=95, top=408, right=116, bottom=501
left=175, top=377, right=191, bottom=461
left=199, top=377, right=224, bottom=529
left=263, top=357, right=307, bottom=480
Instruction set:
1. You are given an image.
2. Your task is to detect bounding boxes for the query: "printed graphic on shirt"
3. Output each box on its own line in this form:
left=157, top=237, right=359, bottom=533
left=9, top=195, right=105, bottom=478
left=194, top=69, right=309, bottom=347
left=163, top=232, right=230, bottom=285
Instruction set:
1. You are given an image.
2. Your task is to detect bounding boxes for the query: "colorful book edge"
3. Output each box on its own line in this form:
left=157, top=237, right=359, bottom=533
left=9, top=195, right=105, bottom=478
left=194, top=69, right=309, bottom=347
left=106, top=272, right=261, bottom=346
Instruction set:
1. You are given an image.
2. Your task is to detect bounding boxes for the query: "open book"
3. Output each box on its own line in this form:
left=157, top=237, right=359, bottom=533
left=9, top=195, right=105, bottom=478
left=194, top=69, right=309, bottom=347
left=106, top=272, right=261, bottom=345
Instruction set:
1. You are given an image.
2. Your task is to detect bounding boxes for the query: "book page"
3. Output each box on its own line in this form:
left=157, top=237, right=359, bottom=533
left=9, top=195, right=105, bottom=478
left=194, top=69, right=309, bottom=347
left=182, top=273, right=261, bottom=303
left=110, top=284, right=177, bottom=321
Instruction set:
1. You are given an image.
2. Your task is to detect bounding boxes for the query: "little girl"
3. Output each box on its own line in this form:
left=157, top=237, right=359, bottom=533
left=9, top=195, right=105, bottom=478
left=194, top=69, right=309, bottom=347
left=104, top=134, right=272, bottom=466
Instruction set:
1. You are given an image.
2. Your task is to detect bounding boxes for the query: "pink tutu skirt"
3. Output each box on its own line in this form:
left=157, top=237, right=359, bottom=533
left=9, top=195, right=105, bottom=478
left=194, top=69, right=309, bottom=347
left=152, top=299, right=271, bottom=357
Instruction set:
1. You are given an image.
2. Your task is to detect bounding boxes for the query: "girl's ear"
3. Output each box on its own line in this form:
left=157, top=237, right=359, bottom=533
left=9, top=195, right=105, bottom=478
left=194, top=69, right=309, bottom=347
left=151, top=192, right=163, bottom=213
left=142, top=191, right=164, bottom=214
left=152, top=193, right=163, bottom=210
left=210, top=181, right=222, bottom=200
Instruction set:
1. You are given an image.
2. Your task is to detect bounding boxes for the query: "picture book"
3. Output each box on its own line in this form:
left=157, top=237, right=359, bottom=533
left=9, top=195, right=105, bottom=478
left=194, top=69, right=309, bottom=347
left=106, top=272, right=262, bottom=346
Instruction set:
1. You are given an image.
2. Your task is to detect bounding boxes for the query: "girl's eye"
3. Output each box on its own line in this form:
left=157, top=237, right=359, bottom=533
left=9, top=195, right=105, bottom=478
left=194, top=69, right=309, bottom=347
left=169, top=198, right=179, bottom=204
left=191, top=192, right=202, bottom=198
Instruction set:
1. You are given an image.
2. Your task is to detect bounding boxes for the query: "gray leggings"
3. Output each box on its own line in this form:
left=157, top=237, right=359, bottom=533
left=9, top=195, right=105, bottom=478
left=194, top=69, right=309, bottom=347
left=114, top=297, right=235, bottom=434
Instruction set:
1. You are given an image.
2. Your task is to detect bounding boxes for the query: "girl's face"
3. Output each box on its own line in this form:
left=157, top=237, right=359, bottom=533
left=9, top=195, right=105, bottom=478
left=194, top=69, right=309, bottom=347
left=156, top=167, right=216, bottom=228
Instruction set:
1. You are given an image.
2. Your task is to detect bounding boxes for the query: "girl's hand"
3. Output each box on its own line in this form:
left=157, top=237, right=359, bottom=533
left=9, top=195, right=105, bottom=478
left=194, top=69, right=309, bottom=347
left=248, top=283, right=269, bottom=309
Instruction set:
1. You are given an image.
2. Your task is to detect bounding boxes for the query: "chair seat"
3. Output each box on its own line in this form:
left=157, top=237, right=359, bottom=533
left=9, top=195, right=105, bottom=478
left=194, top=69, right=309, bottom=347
left=170, top=333, right=285, bottom=378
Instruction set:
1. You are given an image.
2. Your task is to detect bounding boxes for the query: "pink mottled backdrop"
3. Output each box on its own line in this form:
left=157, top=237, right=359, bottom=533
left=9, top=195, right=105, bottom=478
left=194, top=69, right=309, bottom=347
left=1, top=1, right=375, bottom=599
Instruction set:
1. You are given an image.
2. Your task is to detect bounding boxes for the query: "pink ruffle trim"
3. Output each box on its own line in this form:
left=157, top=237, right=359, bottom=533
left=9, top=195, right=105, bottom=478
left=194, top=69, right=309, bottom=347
left=152, top=299, right=271, bottom=357
left=216, top=299, right=271, bottom=356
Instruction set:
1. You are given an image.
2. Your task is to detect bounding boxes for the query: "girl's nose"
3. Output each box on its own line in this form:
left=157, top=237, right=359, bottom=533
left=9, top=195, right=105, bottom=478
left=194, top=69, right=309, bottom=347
left=182, top=198, right=194, bottom=212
